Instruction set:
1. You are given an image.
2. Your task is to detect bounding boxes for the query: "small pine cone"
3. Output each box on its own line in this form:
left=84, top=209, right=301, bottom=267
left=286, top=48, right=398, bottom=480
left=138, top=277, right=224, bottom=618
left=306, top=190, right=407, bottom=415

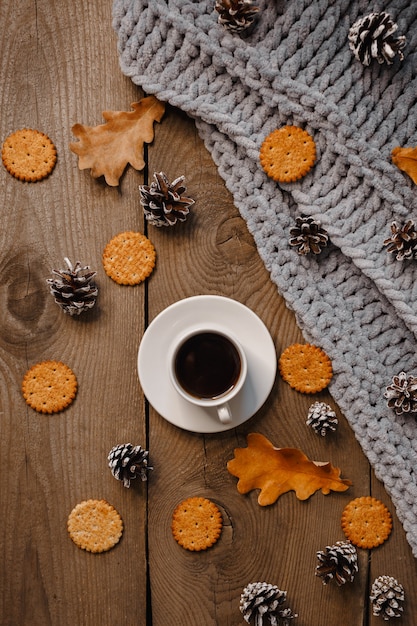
left=306, top=402, right=338, bottom=436
left=240, top=582, right=297, bottom=626
left=370, top=575, right=404, bottom=620
left=289, top=216, right=329, bottom=256
left=384, top=371, right=417, bottom=415
left=215, top=0, right=259, bottom=33
left=348, top=12, right=406, bottom=66
left=383, top=220, right=417, bottom=261
left=139, top=171, right=194, bottom=227
left=108, top=443, right=153, bottom=488
left=46, top=257, right=98, bottom=316
left=316, top=540, right=358, bottom=586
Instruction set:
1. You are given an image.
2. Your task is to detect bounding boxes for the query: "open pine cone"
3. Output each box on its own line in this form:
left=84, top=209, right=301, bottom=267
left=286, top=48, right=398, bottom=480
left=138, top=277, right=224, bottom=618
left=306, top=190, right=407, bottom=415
left=215, top=0, right=259, bottom=33
left=240, top=582, right=297, bottom=625
left=384, top=371, right=417, bottom=415
left=316, top=540, right=358, bottom=585
left=139, top=171, right=194, bottom=227
left=108, top=443, right=153, bottom=487
left=370, top=575, right=404, bottom=620
left=289, top=216, right=328, bottom=255
left=306, top=402, right=338, bottom=436
left=383, top=220, right=417, bottom=261
left=46, top=257, right=98, bottom=316
left=348, top=12, right=406, bottom=66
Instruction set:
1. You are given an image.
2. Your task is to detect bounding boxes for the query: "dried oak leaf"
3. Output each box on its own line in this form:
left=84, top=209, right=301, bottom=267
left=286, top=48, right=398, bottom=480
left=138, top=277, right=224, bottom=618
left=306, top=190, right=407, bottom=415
left=392, top=146, right=417, bottom=184
left=227, top=432, right=351, bottom=505
left=70, top=96, right=165, bottom=186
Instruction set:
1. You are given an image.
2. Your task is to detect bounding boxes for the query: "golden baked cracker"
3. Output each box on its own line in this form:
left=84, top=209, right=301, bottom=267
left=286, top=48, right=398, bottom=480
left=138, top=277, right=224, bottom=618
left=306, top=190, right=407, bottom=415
left=67, top=499, right=123, bottom=553
left=341, top=496, right=393, bottom=549
left=102, top=231, right=156, bottom=285
left=260, top=125, right=316, bottom=182
left=2, top=128, right=57, bottom=181
left=22, top=360, right=77, bottom=413
left=278, top=343, right=333, bottom=393
left=171, top=497, right=223, bottom=551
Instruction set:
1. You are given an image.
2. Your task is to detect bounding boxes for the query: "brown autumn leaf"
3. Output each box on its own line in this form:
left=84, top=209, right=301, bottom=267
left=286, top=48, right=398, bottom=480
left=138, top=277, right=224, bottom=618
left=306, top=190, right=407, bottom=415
left=227, top=432, right=351, bottom=505
left=70, top=96, right=165, bottom=186
left=392, top=145, right=417, bottom=184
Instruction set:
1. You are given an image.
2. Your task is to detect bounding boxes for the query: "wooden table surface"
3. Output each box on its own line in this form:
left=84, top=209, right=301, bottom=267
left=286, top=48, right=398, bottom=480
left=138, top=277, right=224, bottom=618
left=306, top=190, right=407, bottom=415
left=1, top=2, right=416, bottom=625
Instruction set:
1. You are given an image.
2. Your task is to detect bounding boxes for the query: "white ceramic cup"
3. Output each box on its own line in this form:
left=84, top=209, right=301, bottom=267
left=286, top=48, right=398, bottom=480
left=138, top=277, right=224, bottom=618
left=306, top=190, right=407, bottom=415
left=168, top=326, right=247, bottom=423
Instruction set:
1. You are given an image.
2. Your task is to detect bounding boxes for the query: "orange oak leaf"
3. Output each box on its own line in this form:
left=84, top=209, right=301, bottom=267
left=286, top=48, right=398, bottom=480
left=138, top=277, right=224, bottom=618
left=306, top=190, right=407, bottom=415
left=70, top=96, right=165, bottom=186
left=392, top=146, right=417, bottom=184
left=227, top=432, right=351, bottom=505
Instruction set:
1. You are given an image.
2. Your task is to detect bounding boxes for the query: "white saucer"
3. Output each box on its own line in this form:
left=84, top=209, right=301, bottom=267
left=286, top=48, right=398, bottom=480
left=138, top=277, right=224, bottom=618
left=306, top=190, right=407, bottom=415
left=137, top=295, right=276, bottom=433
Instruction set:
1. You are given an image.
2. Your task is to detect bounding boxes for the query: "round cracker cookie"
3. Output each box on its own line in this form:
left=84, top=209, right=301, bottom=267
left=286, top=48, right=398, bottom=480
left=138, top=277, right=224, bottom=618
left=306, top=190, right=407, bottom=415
left=68, top=499, right=123, bottom=553
left=341, top=496, right=393, bottom=549
left=2, top=128, right=57, bottom=181
left=260, top=125, right=316, bottom=182
left=102, top=231, right=156, bottom=285
left=278, top=343, right=333, bottom=393
left=22, top=360, right=77, bottom=413
left=171, top=496, right=223, bottom=551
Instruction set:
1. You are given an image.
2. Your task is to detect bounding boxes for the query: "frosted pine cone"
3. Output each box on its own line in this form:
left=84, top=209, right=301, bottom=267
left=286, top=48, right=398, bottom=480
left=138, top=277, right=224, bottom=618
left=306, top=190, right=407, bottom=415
left=316, top=541, right=358, bottom=585
left=108, top=443, right=153, bottom=487
left=348, top=12, right=406, bottom=66
left=384, top=371, right=417, bottom=415
left=46, top=257, right=98, bottom=315
left=370, top=575, right=404, bottom=620
left=215, top=0, right=259, bottom=33
left=306, top=402, right=338, bottom=436
left=289, top=216, right=328, bottom=255
left=240, top=582, right=297, bottom=625
left=139, top=172, right=194, bottom=227
left=383, top=220, right=417, bottom=261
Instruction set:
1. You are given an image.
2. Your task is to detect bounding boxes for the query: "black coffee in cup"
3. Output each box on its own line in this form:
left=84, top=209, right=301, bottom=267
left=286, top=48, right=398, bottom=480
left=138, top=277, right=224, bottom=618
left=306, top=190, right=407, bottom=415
left=174, top=331, right=241, bottom=399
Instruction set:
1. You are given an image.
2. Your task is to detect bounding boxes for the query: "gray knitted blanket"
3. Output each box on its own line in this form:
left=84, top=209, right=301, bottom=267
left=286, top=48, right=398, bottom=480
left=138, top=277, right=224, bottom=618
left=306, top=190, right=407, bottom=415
left=112, top=0, right=417, bottom=557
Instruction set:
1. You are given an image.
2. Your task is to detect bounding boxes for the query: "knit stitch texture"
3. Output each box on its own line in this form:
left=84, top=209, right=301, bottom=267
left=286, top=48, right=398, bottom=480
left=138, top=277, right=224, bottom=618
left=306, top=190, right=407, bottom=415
left=112, top=0, right=417, bottom=556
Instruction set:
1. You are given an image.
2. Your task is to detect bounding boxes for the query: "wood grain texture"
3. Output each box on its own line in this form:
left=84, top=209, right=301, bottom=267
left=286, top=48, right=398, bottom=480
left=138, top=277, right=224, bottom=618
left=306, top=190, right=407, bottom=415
left=0, top=2, right=147, bottom=625
left=0, top=2, right=416, bottom=625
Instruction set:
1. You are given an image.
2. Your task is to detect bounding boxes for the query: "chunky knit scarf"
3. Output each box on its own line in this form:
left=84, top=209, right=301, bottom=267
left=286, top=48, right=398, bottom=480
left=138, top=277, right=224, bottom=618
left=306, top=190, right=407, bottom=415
left=112, top=0, right=417, bottom=557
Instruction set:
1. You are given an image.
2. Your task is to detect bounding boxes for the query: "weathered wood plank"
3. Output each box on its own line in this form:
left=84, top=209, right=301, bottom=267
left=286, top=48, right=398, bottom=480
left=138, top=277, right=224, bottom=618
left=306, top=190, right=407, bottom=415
left=0, top=2, right=147, bottom=625
left=145, top=107, right=374, bottom=625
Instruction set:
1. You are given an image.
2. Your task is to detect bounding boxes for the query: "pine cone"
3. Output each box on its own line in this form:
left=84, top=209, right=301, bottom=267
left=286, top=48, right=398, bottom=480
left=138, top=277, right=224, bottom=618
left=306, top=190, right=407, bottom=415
left=383, top=220, right=417, bottom=261
left=108, top=443, right=153, bottom=487
left=348, top=12, right=406, bottom=66
left=139, top=171, right=194, bottom=227
left=46, top=257, right=98, bottom=316
left=384, top=371, right=417, bottom=415
left=306, top=402, right=338, bottom=436
left=240, top=582, right=297, bottom=626
left=316, top=541, right=358, bottom=585
left=215, top=0, right=259, bottom=33
left=370, top=575, right=404, bottom=620
left=289, top=216, right=329, bottom=255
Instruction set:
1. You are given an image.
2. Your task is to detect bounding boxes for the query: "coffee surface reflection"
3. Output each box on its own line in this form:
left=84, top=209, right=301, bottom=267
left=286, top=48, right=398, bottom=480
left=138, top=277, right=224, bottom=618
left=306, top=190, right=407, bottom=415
left=174, top=332, right=241, bottom=399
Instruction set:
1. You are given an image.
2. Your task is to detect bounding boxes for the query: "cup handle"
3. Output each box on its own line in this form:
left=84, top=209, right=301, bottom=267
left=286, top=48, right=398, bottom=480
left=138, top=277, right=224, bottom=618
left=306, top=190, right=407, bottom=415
left=217, top=403, right=233, bottom=424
